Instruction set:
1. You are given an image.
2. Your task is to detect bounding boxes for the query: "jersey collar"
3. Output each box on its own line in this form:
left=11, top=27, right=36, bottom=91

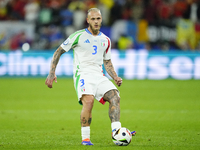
left=85, top=28, right=102, bottom=36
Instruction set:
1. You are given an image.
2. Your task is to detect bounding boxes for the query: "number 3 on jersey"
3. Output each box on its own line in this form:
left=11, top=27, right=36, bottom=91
left=80, top=79, right=85, bottom=87
left=92, top=45, right=97, bottom=55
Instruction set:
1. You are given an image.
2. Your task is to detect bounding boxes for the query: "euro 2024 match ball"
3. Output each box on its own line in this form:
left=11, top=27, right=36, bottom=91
left=112, top=127, right=132, bottom=146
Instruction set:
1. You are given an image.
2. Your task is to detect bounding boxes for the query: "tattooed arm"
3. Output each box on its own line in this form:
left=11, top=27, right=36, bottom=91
left=45, top=46, right=66, bottom=88
left=103, top=59, right=122, bottom=87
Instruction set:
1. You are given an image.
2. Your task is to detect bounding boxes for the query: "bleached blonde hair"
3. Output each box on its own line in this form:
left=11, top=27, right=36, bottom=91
left=87, top=8, right=101, bottom=17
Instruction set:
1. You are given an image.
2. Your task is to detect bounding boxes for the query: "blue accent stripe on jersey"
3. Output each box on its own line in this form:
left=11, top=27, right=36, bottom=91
left=98, top=32, right=102, bottom=36
left=85, top=28, right=92, bottom=35
left=85, top=28, right=102, bottom=36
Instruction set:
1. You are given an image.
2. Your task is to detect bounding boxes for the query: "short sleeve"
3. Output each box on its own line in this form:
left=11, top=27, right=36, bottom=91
left=60, top=38, right=72, bottom=52
left=103, top=37, right=111, bottom=60
left=60, top=29, right=84, bottom=52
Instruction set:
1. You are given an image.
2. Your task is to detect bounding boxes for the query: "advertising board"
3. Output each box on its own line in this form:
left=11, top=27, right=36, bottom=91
left=0, top=50, right=199, bottom=80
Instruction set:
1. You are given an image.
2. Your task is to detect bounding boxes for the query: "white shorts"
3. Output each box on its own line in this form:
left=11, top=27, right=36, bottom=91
left=73, top=73, right=118, bottom=105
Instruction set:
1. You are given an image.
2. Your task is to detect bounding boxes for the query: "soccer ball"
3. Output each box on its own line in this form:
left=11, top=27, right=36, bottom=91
left=112, top=127, right=132, bottom=146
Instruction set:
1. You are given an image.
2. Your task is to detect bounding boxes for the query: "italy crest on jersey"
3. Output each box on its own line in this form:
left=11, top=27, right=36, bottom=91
left=101, top=42, right=105, bottom=47
left=81, top=87, right=85, bottom=92
left=101, top=39, right=106, bottom=47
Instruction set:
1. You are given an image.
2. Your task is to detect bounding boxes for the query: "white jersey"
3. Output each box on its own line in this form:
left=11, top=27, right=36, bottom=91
left=60, top=28, right=111, bottom=75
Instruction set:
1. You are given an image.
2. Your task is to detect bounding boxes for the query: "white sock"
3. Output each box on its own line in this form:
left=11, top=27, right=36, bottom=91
left=111, top=121, right=121, bottom=131
left=81, top=126, right=90, bottom=141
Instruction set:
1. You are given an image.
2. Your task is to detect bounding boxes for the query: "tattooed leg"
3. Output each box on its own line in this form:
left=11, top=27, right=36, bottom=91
left=80, top=95, right=94, bottom=127
left=103, top=89, right=120, bottom=122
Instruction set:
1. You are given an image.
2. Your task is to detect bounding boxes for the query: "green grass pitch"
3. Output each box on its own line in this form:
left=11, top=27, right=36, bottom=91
left=0, top=78, right=200, bottom=150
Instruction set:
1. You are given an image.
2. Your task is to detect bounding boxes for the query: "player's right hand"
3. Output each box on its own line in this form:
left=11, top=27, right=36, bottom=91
left=45, top=75, right=57, bottom=88
left=114, top=76, right=122, bottom=87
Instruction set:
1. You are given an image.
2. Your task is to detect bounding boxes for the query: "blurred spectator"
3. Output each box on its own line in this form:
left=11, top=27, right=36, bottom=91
left=0, top=0, right=9, bottom=20
left=37, top=5, right=52, bottom=25
left=152, top=0, right=163, bottom=8
left=0, top=31, right=9, bottom=50
left=35, top=25, right=64, bottom=49
left=6, top=0, right=27, bottom=20
left=121, top=0, right=132, bottom=20
left=114, top=0, right=126, bottom=6
left=143, top=0, right=157, bottom=23
left=97, top=1, right=111, bottom=26
left=137, top=19, right=149, bottom=43
left=10, top=31, right=31, bottom=50
left=131, top=0, right=144, bottom=21
left=72, top=7, right=86, bottom=29
left=183, top=0, right=200, bottom=50
left=24, top=0, right=40, bottom=22
left=68, top=0, right=87, bottom=11
left=195, top=22, right=200, bottom=50
left=84, top=0, right=97, bottom=9
left=48, top=25, right=64, bottom=49
left=111, top=20, right=127, bottom=45
left=194, top=0, right=200, bottom=50
left=189, top=0, right=199, bottom=22
left=48, top=0, right=64, bottom=9
left=37, top=26, right=51, bottom=49
left=117, top=34, right=134, bottom=50
left=18, top=31, right=32, bottom=49
left=60, top=9, right=73, bottom=26
left=99, top=0, right=114, bottom=9
left=67, top=0, right=87, bottom=31
left=157, top=0, right=174, bottom=22
left=127, top=21, right=137, bottom=46
left=176, top=12, right=196, bottom=50
left=49, top=0, right=64, bottom=25
left=0, top=0, right=200, bottom=51
left=109, top=2, right=122, bottom=25
left=173, top=0, right=188, bottom=18
left=184, top=0, right=200, bottom=23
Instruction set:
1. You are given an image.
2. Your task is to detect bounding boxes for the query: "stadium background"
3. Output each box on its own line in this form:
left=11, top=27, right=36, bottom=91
left=0, top=0, right=200, bottom=79
left=0, top=0, right=200, bottom=149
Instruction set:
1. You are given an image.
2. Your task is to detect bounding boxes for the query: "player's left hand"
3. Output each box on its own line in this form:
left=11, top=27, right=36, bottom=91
left=114, top=76, right=122, bottom=87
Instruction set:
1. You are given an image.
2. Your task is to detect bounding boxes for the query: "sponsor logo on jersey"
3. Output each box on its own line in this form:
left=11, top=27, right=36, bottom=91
left=63, top=38, right=69, bottom=45
left=84, top=39, right=90, bottom=43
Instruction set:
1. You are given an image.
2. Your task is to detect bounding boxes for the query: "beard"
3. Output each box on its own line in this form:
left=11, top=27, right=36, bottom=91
left=89, top=23, right=101, bottom=35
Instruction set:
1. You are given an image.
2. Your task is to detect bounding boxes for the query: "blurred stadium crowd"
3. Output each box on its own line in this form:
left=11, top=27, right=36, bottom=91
left=0, top=0, right=200, bottom=51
